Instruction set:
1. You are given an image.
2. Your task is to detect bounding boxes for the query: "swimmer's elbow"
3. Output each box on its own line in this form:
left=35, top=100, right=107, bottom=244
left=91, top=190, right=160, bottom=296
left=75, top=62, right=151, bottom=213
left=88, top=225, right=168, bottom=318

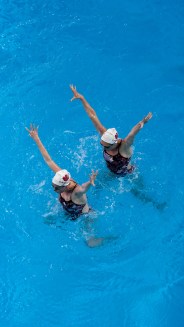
left=124, top=136, right=133, bottom=146
left=89, top=112, right=96, bottom=120
left=78, top=187, right=87, bottom=195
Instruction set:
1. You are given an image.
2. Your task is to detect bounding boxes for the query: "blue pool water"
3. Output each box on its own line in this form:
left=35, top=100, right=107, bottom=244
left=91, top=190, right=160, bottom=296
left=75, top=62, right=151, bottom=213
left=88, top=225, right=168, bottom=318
left=1, top=1, right=184, bottom=326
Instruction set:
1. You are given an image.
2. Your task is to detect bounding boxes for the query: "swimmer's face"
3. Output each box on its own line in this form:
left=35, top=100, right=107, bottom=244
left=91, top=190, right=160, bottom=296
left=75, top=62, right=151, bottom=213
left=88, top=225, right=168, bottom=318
left=100, top=139, right=119, bottom=150
left=52, top=183, right=68, bottom=193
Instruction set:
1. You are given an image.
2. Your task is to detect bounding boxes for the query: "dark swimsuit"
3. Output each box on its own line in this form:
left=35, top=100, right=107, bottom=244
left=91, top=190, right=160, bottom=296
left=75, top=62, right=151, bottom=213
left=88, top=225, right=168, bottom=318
left=59, top=184, right=86, bottom=219
left=103, top=140, right=135, bottom=176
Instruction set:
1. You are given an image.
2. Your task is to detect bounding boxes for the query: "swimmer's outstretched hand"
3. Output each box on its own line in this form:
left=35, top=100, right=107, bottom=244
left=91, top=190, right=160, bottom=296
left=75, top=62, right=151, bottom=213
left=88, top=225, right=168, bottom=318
left=70, top=84, right=84, bottom=101
left=90, top=170, right=98, bottom=186
left=143, top=112, right=152, bottom=124
left=139, top=112, right=153, bottom=129
left=25, top=124, right=39, bottom=140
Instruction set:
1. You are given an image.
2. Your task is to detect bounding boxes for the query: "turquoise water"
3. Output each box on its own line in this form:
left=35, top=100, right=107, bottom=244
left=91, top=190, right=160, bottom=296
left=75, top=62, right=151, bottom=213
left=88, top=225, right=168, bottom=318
left=1, top=1, right=184, bottom=326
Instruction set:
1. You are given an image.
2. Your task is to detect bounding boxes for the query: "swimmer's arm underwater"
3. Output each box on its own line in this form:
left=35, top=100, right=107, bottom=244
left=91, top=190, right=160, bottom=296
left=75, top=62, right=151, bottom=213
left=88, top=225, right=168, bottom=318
left=25, top=124, right=61, bottom=173
left=69, top=85, right=106, bottom=135
left=123, top=112, right=153, bottom=146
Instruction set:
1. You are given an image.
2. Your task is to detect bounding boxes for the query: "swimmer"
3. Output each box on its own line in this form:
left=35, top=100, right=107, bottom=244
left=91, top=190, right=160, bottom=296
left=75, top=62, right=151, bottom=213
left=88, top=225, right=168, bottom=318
left=25, top=124, right=98, bottom=219
left=69, top=85, right=152, bottom=176
left=69, top=85, right=166, bottom=210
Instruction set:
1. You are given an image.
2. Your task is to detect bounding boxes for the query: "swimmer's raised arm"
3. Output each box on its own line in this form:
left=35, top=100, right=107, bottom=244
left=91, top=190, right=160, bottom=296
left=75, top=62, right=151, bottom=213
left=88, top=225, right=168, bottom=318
left=75, top=170, right=98, bottom=196
left=25, top=124, right=61, bottom=173
left=69, top=85, right=106, bottom=135
left=124, top=112, right=153, bottom=146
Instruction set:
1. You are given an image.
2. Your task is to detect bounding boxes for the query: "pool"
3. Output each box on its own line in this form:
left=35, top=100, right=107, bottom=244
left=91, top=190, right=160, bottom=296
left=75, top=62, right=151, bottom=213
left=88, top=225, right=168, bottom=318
left=0, top=1, right=184, bottom=326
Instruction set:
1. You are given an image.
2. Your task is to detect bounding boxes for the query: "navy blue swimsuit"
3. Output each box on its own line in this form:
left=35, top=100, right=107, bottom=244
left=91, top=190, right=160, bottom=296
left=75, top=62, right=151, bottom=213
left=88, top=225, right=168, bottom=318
left=103, top=141, right=135, bottom=176
left=59, top=185, right=86, bottom=219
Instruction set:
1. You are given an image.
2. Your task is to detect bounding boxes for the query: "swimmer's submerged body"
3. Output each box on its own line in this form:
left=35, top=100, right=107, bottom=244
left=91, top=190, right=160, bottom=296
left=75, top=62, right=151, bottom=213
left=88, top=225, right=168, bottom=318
left=25, top=124, right=98, bottom=219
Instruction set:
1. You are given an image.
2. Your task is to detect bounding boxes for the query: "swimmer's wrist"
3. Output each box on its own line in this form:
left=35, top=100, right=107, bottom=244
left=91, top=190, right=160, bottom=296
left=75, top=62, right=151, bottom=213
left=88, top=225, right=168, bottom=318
left=33, top=135, right=40, bottom=143
left=142, top=117, right=148, bottom=124
left=33, top=135, right=39, bottom=140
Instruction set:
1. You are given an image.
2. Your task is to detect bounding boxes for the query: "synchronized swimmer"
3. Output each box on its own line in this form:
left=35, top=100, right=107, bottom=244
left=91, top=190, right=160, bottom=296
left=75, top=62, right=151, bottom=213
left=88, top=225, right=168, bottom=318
left=69, top=85, right=165, bottom=211
left=25, top=86, right=165, bottom=218
left=26, top=124, right=98, bottom=219
left=69, top=85, right=152, bottom=177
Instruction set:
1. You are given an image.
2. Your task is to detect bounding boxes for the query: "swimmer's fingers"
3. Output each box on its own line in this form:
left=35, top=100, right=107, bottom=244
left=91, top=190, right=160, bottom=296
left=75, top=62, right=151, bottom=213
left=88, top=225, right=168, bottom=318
left=89, top=172, right=95, bottom=186
left=91, top=169, right=98, bottom=177
left=69, top=84, right=76, bottom=91
left=25, top=124, right=39, bottom=138
left=32, top=124, right=38, bottom=131
left=93, top=170, right=98, bottom=178
left=25, top=126, right=30, bottom=133
left=145, top=112, right=153, bottom=121
left=70, top=96, right=76, bottom=102
left=25, top=126, right=34, bottom=137
left=31, top=124, right=39, bottom=132
left=69, top=84, right=77, bottom=100
left=29, top=123, right=35, bottom=131
left=25, top=124, right=34, bottom=133
left=90, top=170, right=98, bottom=186
left=69, top=84, right=83, bottom=102
left=143, top=112, right=153, bottom=123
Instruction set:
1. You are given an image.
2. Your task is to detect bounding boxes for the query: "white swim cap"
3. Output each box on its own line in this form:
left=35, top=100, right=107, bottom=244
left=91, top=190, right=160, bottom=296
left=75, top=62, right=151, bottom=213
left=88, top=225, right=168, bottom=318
left=101, top=128, right=118, bottom=144
left=52, top=169, right=71, bottom=187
